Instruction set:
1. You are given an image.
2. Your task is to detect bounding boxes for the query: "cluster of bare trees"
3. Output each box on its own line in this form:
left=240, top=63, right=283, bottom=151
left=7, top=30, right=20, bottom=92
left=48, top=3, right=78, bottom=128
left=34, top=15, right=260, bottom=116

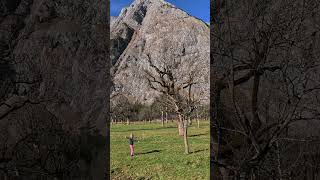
left=211, top=0, right=320, bottom=179
left=111, top=95, right=170, bottom=125
left=110, top=93, right=209, bottom=126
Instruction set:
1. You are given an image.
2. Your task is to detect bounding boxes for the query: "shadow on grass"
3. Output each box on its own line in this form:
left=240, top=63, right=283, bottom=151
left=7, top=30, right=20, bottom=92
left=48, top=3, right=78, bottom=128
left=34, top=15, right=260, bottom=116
left=190, top=149, right=209, bottom=154
left=136, top=150, right=161, bottom=155
left=112, top=126, right=177, bottom=132
left=188, top=133, right=208, bottom=137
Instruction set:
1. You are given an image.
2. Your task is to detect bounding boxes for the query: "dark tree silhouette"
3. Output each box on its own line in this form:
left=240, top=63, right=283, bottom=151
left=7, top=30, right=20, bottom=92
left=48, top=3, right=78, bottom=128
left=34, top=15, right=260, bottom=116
left=211, top=0, right=320, bottom=179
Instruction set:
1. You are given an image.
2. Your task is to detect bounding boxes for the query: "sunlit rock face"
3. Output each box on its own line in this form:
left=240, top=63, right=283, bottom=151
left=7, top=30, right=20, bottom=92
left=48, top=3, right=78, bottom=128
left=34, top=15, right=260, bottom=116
left=111, top=0, right=209, bottom=105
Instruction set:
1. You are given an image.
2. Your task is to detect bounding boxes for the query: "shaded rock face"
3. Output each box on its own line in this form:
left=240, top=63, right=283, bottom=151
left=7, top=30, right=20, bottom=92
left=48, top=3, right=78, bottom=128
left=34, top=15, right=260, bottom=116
left=1, top=0, right=109, bottom=134
left=0, top=0, right=109, bottom=179
left=111, top=0, right=210, bottom=105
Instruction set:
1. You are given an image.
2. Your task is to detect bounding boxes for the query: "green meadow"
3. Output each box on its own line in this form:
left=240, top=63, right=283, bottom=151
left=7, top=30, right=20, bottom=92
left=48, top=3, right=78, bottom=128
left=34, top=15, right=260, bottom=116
left=110, top=121, right=210, bottom=180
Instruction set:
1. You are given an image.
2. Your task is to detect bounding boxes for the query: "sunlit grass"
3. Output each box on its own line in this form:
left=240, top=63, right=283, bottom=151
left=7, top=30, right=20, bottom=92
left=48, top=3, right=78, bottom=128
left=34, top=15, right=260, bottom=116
left=111, top=121, right=210, bottom=180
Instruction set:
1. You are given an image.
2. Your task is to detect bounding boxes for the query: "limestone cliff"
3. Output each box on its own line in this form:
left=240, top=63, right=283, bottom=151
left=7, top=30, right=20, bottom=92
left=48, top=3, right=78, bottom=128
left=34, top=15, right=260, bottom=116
left=110, top=0, right=209, bottom=105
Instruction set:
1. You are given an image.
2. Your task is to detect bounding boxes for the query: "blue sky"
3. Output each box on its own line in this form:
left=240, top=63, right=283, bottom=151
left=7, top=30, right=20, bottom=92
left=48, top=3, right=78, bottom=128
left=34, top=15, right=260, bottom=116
left=110, top=0, right=210, bottom=23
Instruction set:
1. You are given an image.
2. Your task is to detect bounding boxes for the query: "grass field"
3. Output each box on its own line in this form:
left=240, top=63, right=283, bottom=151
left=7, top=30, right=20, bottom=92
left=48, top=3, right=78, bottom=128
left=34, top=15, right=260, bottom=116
left=110, top=121, right=210, bottom=180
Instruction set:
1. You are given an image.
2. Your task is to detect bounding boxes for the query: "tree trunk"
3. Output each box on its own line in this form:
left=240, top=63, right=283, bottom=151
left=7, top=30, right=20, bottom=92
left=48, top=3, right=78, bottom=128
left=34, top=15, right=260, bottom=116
left=166, top=107, right=168, bottom=124
left=276, top=141, right=283, bottom=180
left=127, top=118, right=130, bottom=125
left=188, top=116, right=192, bottom=125
left=197, top=118, right=200, bottom=128
left=196, top=109, right=200, bottom=128
left=178, top=115, right=184, bottom=136
left=183, top=118, right=190, bottom=154
left=161, top=111, right=164, bottom=127
left=211, top=84, right=225, bottom=179
left=165, top=110, right=168, bottom=124
left=178, top=121, right=184, bottom=136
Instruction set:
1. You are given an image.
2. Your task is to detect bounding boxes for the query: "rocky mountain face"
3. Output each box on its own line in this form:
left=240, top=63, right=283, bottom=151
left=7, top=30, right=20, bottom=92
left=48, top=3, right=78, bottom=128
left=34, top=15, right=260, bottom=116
left=110, top=0, right=210, bottom=105
left=1, top=0, right=109, bottom=131
left=0, top=0, right=108, bottom=179
left=2, top=0, right=109, bottom=133
left=110, top=16, right=117, bottom=27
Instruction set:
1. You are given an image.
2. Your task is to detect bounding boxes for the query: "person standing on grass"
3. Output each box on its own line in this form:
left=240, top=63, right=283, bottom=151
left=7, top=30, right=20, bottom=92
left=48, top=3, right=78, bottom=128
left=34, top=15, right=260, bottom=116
left=128, top=133, right=135, bottom=159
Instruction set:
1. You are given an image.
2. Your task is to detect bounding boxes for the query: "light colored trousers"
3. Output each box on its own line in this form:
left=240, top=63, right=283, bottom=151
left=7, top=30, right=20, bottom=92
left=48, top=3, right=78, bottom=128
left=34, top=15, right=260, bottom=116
left=129, top=145, right=134, bottom=156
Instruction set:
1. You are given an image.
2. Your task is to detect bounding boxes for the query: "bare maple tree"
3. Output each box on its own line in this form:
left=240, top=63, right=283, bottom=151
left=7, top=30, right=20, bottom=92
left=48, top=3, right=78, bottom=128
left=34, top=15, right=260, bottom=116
left=143, top=53, right=207, bottom=154
left=211, top=0, right=320, bottom=179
